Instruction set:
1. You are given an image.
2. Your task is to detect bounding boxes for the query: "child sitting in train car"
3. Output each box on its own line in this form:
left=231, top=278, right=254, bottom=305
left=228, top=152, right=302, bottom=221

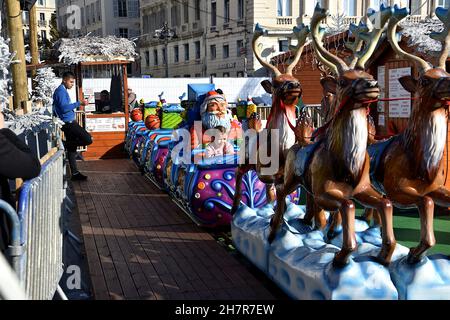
left=205, top=126, right=235, bottom=158
left=200, top=91, right=233, bottom=132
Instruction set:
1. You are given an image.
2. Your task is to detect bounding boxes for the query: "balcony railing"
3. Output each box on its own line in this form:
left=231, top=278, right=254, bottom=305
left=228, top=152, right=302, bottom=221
left=38, top=20, right=47, bottom=27
left=342, top=16, right=359, bottom=25
left=276, top=16, right=293, bottom=25
left=405, top=15, right=422, bottom=23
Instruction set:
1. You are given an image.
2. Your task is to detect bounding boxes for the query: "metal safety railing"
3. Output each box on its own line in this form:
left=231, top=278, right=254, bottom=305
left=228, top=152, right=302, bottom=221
left=0, top=247, right=27, bottom=300
left=1, top=144, right=68, bottom=300
left=16, top=148, right=66, bottom=300
left=0, top=201, right=27, bottom=300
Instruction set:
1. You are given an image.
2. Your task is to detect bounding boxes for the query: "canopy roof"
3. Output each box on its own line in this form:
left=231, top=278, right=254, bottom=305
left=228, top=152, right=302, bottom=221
left=55, top=35, right=138, bottom=65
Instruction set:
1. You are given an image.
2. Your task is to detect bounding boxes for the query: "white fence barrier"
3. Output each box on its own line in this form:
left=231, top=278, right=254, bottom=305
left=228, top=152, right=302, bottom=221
left=29, top=77, right=272, bottom=105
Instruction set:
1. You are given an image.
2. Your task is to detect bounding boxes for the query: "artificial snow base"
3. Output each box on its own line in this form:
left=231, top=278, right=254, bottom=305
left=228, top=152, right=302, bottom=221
left=231, top=202, right=450, bottom=300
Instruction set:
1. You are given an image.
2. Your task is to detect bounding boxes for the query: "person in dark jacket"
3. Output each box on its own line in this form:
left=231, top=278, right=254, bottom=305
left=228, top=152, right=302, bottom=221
left=0, top=111, right=41, bottom=252
left=53, top=71, right=92, bottom=181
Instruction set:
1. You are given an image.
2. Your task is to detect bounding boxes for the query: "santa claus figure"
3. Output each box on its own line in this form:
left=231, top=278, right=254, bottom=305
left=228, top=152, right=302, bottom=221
left=200, top=91, right=233, bottom=131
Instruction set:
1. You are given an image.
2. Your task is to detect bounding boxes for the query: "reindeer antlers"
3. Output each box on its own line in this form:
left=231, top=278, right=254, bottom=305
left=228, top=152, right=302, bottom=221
left=344, top=5, right=391, bottom=70
left=285, top=24, right=310, bottom=75
left=311, top=3, right=391, bottom=75
left=312, top=26, right=339, bottom=75
left=311, top=3, right=349, bottom=75
left=355, top=5, right=392, bottom=70
left=387, top=5, right=432, bottom=73
left=430, top=7, right=450, bottom=70
left=346, top=22, right=369, bottom=69
left=252, top=23, right=310, bottom=77
left=252, top=24, right=282, bottom=77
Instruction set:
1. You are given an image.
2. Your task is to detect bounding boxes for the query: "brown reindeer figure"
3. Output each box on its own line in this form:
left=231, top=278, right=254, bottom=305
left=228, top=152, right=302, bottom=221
left=363, top=6, right=450, bottom=264
left=231, top=24, right=310, bottom=214
left=268, top=4, right=396, bottom=267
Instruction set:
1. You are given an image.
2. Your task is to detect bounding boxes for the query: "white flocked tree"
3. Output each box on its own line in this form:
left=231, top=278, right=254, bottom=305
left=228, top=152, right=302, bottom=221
left=31, top=67, right=58, bottom=110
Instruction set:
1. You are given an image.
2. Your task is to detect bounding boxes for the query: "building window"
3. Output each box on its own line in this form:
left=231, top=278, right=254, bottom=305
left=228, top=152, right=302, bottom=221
left=39, top=13, right=45, bottom=22
left=210, top=45, right=216, bottom=60
left=343, top=0, right=356, bottom=16
left=278, top=39, right=289, bottom=52
left=154, top=49, right=158, bottom=65
left=145, top=51, right=150, bottom=67
left=128, top=0, right=139, bottom=18
left=183, top=1, right=189, bottom=23
left=184, top=74, right=191, bottom=77
left=195, top=0, right=201, bottom=20
left=41, top=30, right=47, bottom=41
left=277, top=0, right=292, bottom=17
left=38, top=0, right=45, bottom=5
left=195, top=41, right=201, bottom=59
left=211, top=1, right=217, bottom=26
left=238, top=0, right=244, bottom=20
left=224, top=0, right=230, bottom=23
left=86, top=6, right=90, bottom=24
left=237, top=71, right=244, bottom=77
left=195, top=73, right=201, bottom=77
left=97, top=1, right=102, bottom=21
left=237, top=40, right=244, bottom=56
left=162, top=48, right=167, bottom=64
left=438, top=0, right=450, bottom=8
left=223, top=44, right=229, bottom=59
left=171, top=4, right=180, bottom=27
left=184, top=43, right=189, bottom=61
left=223, top=72, right=230, bottom=77
left=368, top=0, right=388, bottom=10
left=118, top=28, right=128, bottom=38
left=118, top=0, right=128, bottom=17
left=174, top=46, right=179, bottom=63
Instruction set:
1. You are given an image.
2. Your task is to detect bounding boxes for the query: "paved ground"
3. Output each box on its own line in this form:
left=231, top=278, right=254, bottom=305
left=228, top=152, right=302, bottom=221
left=72, top=159, right=278, bottom=300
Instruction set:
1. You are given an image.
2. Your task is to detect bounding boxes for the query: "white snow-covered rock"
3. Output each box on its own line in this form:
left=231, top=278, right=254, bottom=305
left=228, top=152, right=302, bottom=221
left=390, top=255, right=450, bottom=300
left=232, top=201, right=449, bottom=300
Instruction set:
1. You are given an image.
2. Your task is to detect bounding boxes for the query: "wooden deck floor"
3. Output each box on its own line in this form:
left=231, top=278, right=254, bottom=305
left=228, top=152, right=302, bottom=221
left=72, top=159, right=276, bottom=300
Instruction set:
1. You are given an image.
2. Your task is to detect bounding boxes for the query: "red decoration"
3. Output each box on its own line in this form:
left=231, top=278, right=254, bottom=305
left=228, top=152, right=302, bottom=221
left=145, top=114, right=161, bottom=130
left=130, top=109, right=143, bottom=122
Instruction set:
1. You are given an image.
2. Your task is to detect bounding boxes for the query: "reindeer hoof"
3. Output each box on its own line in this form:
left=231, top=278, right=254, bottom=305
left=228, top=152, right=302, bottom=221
left=332, top=248, right=356, bottom=268
left=268, top=231, right=277, bottom=244
left=406, top=249, right=426, bottom=265
left=375, top=242, right=396, bottom=266
left=374, top=255, right=391, bottom=267
left=332, top=255, right=350, bottom=268
left=407, top=242, right=431, bottom=264
left=406, top=253, right=423, bottom=265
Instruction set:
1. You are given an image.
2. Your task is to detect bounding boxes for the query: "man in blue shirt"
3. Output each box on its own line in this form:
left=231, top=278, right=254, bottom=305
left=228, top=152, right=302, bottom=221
left=53, top=71, right=92, bottom=181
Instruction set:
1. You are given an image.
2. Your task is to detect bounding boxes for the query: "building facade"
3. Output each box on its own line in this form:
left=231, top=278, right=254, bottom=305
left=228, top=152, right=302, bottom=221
left=22, top=0, right=57, bottom=43
left=139, top=0, right=447, bottom=78
left=55, top=0, right=141, bottom=76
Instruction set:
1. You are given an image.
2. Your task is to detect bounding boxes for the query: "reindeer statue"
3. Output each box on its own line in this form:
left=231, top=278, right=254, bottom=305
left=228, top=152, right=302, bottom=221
left=363, top=6, right=450, bottom=264
left=230, top=24, right=310, bottom=214
left=268, top=4, right=397, bottom=267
